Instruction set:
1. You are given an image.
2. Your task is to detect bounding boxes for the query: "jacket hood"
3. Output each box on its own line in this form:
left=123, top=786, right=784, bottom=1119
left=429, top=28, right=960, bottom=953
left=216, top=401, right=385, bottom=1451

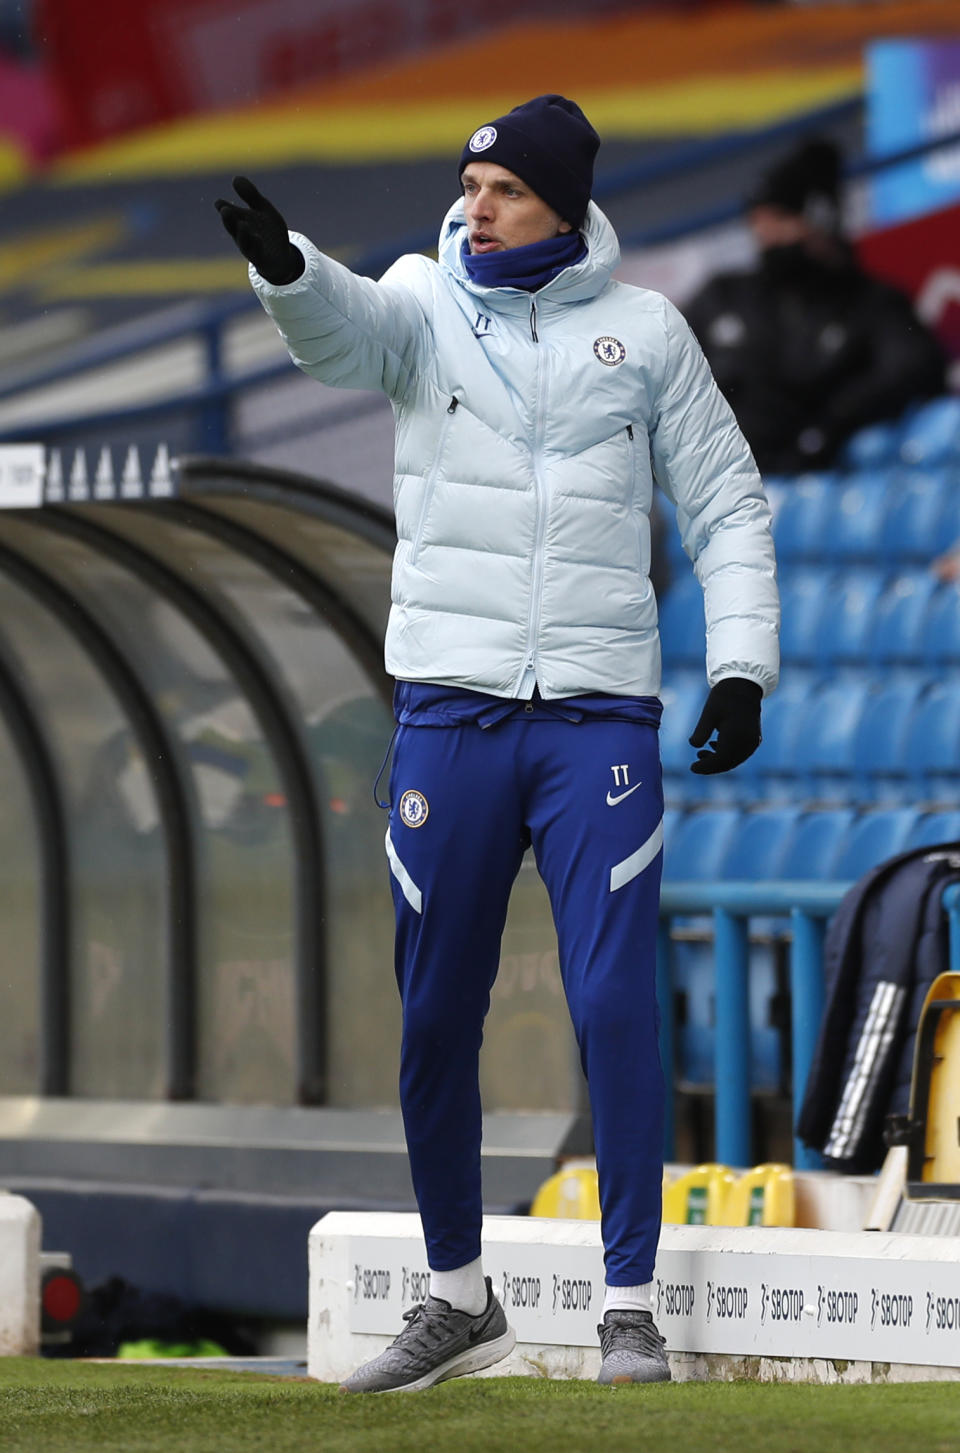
left=438, top=197, right=621, bottom=306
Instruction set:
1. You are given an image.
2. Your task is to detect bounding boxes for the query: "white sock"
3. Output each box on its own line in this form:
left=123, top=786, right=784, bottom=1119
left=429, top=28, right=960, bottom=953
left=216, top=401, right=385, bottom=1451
left=429, top=1257, right=488, bottom=1316
left=603, top=1282, right=653, bottom=1316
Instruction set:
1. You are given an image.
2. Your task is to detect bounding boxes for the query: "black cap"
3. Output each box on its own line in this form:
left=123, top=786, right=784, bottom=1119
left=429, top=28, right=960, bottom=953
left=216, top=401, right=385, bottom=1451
left=748, top=138, right=843, bottom=231
left=458, top=94, right=600, bottom=229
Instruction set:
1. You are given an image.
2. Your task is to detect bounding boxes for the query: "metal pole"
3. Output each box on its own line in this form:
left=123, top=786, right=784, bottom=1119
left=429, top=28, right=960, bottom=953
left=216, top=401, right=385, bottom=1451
left=790, top=907, right=826, bottom=1170
left=713, top=908, right=751, bottom=1167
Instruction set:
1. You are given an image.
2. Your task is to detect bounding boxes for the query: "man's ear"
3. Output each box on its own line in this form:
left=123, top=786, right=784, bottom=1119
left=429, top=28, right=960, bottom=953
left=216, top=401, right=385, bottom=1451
left=558, top=219, right=573, bottom=234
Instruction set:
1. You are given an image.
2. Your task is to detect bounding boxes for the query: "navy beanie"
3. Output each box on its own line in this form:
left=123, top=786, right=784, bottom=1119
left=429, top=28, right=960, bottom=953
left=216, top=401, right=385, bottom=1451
left=458, top=94, right=600, bottom=229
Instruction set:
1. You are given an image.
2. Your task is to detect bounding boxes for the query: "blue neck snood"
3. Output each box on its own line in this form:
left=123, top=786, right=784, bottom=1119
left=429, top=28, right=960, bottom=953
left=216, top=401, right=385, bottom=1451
left=461, top=231, right=586, bottom=292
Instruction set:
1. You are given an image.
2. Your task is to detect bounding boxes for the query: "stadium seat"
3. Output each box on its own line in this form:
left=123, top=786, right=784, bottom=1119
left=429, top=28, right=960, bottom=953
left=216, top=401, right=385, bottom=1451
left=662, top=808, right=743, bottom=881
left=792, top=675, right=872, bottom=797
left=814, top=570, right=887, bottom=667
left=529, top=1162, right=600, bottom=1220
left=869, top=572, right=940, bottom=666
left=819, top=476, right=890, bottom=562
left=660, top=672, right=708, bottom=806
left=752, top=669, right=820, bottom=801
left=718, top=808, right=801, bottom=880
left=662, top=1164, right=736, bottom=1225
left=830, top=808, right=922, bottom=881
left=658, top=573, right=705, bottom=668
left=901, top=681, right=960, bottom=800
left=771, top=475, right=836, bottom=563
left=922, top=583, right=960, bottom=667
left=851, top=675, right=926, bottom=802
left=778, top=568, right=835, bottom=666
left=842, top=419, right=900, bottom=470
left=905, top=812, right=960, bottom=850
left=718, top=1164, right=796, bottom=1227
left=879, top=469, right=957, bottom=563
left=778, top=809, right=858, bottom=880
left=898, top=395, right=960, bottom=468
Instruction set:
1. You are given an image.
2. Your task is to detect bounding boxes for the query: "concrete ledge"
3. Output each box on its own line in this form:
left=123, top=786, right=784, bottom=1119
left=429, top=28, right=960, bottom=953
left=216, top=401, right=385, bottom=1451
left=0, top=1192, right=40, bottom=1355
left=308, top=1211, right=960, bottom=1384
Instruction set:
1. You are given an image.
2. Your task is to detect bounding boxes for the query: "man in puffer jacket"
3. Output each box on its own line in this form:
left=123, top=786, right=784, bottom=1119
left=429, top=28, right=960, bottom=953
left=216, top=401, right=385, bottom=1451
left=217, top=94, right=779, bottom=1390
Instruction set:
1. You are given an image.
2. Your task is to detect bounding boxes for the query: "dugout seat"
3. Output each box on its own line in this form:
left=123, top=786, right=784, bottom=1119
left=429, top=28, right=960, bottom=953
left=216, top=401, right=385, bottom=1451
left=814, top=570, right=887, bottom=667
left=529, top=1162, right=600, bottom=1220
left=718, top=1163, right=795, bottom=1227
left=662, top=1164, right=736, bottom=1225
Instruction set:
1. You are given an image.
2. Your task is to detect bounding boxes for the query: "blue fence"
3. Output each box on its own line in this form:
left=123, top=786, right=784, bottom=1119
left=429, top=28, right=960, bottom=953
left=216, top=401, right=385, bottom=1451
left=659, top=880, right=960, bottom=1172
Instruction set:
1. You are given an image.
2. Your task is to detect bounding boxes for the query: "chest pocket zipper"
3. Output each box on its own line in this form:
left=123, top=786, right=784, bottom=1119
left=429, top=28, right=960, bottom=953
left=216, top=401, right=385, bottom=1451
left=410, top=397, right=459, bottom=567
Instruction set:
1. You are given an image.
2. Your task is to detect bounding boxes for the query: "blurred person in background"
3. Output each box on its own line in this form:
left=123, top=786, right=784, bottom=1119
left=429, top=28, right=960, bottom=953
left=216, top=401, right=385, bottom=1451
left=217, top=92, right=778, bottom=1393
left=684, top=137, right=946, bottom=475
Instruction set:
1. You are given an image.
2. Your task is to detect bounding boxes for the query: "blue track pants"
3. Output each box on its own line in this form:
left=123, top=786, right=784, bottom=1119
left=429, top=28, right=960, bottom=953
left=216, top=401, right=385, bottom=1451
left=385, top=711, right=664, bottom=1285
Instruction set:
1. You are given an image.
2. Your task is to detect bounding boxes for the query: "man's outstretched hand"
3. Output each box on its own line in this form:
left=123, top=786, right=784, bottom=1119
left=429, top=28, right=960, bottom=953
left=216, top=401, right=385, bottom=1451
left=689, top=677, right=763, bottom=774
left=215, top=176, right=305, bottom=285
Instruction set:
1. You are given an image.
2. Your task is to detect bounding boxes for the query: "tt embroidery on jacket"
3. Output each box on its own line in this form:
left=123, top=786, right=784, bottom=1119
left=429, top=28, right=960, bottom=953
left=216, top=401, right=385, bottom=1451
left=473, top=311, right=494, bottom=338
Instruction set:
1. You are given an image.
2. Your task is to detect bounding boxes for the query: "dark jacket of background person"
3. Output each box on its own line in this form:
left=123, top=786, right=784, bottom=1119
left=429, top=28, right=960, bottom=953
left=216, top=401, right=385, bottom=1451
left=683, top=139, right=947, bottom=475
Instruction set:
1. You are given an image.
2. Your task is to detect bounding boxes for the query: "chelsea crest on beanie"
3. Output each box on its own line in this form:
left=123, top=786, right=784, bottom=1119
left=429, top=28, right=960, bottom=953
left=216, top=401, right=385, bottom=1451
left=459, top=94, right=600, bottom=230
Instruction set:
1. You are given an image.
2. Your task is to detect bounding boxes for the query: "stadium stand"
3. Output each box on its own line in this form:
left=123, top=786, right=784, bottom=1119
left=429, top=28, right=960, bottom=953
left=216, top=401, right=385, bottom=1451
left=657, top=391, right=960, bottom=1107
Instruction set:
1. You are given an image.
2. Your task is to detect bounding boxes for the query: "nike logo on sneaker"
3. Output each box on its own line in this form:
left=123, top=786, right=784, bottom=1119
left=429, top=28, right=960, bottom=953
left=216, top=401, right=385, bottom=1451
left=606, top=783, right=642, bottom=806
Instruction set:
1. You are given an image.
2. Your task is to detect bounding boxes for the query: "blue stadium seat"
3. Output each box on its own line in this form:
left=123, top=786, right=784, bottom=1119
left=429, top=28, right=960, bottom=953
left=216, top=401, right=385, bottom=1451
left=879, top=469, right=957, bottom=563
left=814, top=569, right=887, bottom=666
left=792, top=675, right=872, bottom=797
left=901, top=681, right=960, bottom=800
left=778, top=809, right=858, bottom=880
left=752, top=669, right=819, bottom=801
left=820, top=476, right=890, bottom=562
left=905, top=812, right=960, bottom=850
left=660, top=672, right=708, bottom=805
left=662, top=808, right=743, bottom=881
left=842, top=420, right=900, bottom=470
left=772, top=476, right=835, bottom=563
left=831, top=809, right=922, bottom=881
left=718, top=807, right=801, bottom=879
left=869, top=571, right=939, bottom=666
left=898, top=396, right=960, bottom=468
left=922, top=583, right=960, bottom=667
left=851, top=674, right=925, bottom=803
left=778, top=568, right=836, bottom=667
left=658, top=573, right=704, bottom=668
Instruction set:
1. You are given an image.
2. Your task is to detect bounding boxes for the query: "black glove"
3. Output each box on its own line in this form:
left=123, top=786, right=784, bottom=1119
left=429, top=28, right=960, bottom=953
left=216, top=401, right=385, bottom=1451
left=214, top=176, right=305, bottom=285
left=689, top=677, right=763, bottom=775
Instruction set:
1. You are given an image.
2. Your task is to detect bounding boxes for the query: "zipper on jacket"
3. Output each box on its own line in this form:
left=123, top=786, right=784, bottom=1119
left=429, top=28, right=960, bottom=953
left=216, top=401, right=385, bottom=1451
left=626, top=423, right=634, bottom=441
left=521, top=313, right=548, bottom=690
left=410, top=397, right=459, bottom=567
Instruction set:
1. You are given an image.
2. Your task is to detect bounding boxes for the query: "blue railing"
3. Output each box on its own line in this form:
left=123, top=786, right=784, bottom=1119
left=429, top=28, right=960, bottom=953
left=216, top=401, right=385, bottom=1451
left=660, top=879, right=960, bottom=1173
left=658, top=881, right=847, bottom=1171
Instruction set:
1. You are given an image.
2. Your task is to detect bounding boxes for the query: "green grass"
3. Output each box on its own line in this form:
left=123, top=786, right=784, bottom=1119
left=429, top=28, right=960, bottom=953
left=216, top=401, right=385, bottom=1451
left=0, top=1360, right=958, bottom=1453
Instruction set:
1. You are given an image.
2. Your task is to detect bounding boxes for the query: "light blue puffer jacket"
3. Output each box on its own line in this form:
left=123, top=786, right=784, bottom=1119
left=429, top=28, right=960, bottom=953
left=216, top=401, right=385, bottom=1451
left=251, top=199, right=779, bottom=700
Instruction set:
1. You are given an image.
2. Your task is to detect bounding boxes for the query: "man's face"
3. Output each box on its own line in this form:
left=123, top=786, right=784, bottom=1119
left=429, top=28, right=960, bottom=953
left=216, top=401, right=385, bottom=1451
left=748, top=204, right=813, bottom=251
left=462, top=162, right=572, bottom=253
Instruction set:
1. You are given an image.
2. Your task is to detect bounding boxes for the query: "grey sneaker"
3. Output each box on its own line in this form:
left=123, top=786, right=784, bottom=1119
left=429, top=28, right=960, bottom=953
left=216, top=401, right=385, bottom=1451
left=340, top=1277, right=515, bottom=1393
left=597, top=1309, right=671, bottom=1385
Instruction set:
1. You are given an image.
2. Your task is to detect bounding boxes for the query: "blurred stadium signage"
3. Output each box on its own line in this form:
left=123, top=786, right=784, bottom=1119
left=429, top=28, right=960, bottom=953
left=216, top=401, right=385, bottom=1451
left=0, top=446, right=44, bottom=508
left=868, top=38, right=960, bottom=226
